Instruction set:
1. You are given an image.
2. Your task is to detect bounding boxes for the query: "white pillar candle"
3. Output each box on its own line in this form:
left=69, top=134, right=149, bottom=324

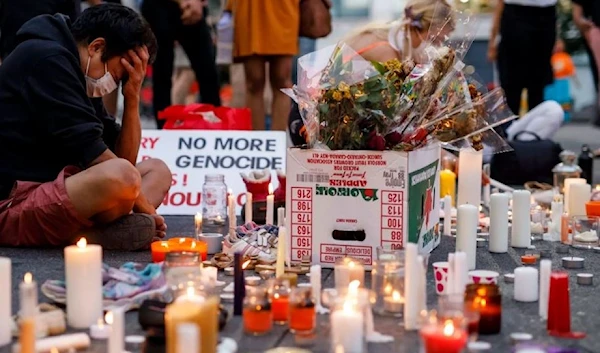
left=514, top=267, right=539, bottom=302
left=550, top=195, right=564, bottom=241
left=245, top=192, right=253, bottom=224
left=403, top=243, right=419, bottom=330
left=266, top=183, right=274, bottom=225
left=64, top=238, right=102, bottom=328
left=457, top=148, right=483, bottom=208
left=330, top=301, right=364, bottom=353
left=443, top=195, right=452, bottom=236
left=310, top=265, right=327, bottom=313
left=276, top=226, right=287, bottom=278
left=0, top=258, right=11, bottom=346
left=564, top=178, right=586, bottom=210
left=489, top=193, right=510, bottom=253
left=11, top=333, right=91, bottom=353
left=277, top=207, right=285, bottom=227
left=417, top=255, right=427, bottom=313
left=176, top=323, right=199, bottom=353
left=194, top=212, right=202, bottom=238
left=107, top=308, right=124, bottom=353
left=568, top=183, right=591, bottom=217
left=539, top=260, right=551, bottom=320
left=446, top=253, right=456, bottom=295
left=334, top=258, right=365, bottom=289
left=453, top=252, right=468, bottom=295
left=227, top=189, right=236, bottom=236
left=456, top=204, right=478, bottom=270
left=511, top=190, right=532, bottom=248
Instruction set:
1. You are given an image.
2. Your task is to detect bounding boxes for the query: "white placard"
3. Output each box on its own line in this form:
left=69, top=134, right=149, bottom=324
left=138, top=130, right=287, bottom=215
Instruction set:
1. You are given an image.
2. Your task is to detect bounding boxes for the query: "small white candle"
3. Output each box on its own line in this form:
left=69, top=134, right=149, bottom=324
left=89, top=316, right=110, bottom=340
left=277, top=207, right=285, bottom=227
left=64, top=238, right=103, bottom=328
left=404, top=243, right=419, bottom=330
left=194, top=212, right=202, bottom=238
left=550, top=195, right=564, bottom=241
left=456, top=204, right=478, bottom=270
left=228, top=189, right=236, bottom=235
left=443, top=196, right=452, bottom=237
left=266, top=184, right=274, bottom=225
left=310, top=265, right=326, bottom=312
left=384, top=291, right=404, bottom=313
left=457, top=148, right=483, bottom=208
left=334, top=258, right=365, bottom=289
left=330, top=299, right=364, bottom=353
left=446, top=253, right=456, bottom=295
left=245, top=192, right=253, bottom=224
left=453, top=252, right=468, bottom=295
left=564, top=178, right=586, bottom=212
left=107, top=308, right=124, bottom=353
left=176, top=323, right=199, bottom=353
left=511, top=190, right=532, bottom=248
left=11, top=333, right=91, bottom=353
left=276, top=226, right=287, bottom=278
left=568, top=183, right=591, bottom=217
left=0, top=258, right=11, bottom=346
left=514, top=267, right=539, bottom=302
left=417, top=255, right=427, bottom=313
left=539, top=260, right=551, bottom=320
left=489, top=193, right=510, bottom=253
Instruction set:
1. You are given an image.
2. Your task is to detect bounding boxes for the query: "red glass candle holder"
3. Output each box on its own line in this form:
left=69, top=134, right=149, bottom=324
left=420, top=316, right=468, bottom=353
left=243, top=287, right=273, bottom=335
left=547, top=271, right=585, bottom=339
left=465, top=284, right=502, bottom=335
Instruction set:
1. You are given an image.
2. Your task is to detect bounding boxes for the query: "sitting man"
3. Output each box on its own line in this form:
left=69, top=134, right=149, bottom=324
left=0, top=4, right=171, bottom=250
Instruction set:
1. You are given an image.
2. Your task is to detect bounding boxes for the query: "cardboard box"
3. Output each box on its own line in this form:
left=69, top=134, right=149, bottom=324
left=285, top=143, right=441, bottom=268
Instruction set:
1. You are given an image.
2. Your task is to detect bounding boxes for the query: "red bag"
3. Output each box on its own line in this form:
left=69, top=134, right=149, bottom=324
left=158, top=104, right=252, bottom=130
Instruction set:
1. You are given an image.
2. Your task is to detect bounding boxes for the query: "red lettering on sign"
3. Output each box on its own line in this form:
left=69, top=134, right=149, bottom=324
left=162, top=192, right=202, bottom=206
left=140, top=137, right=160, bottom=149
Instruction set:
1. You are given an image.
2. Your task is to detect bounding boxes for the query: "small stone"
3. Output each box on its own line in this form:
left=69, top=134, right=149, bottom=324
left=556, top=245, right=570, bottom=254
left=468, top=341, right=491, bottom=351
left=125, top=335, right=145, bottom=345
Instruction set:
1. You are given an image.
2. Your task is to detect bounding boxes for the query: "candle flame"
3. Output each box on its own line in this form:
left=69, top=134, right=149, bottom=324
left=191, top=241, right=197, bottom=249
left=348, top=260, right=355, bottom=269
left=195, top=212, right=202, bottom=219
left=392, top=290, right=402, bottom=301
left=242, top=260, right=251, bottom=269
left=228, top=188, right=233, bottom=197
left=268, top=183, right=273, bottom=195
left=105, top=312, right=113, bottom=325
left=24, top=273, right=32, bottom=283
left=348, top=280, right=360, bottom=296
left=77, top=237, right=87, bottom=248
left=179, top=238, right=185, bottom=244
left=186, top=286, right=195, bottom=297
left=161, top=242, right=169, bottom=248
left=596, top=185, right=600, bottom=191
left=443, top=320, right=455, bottom=336
left=384, top=284, right=393, bottom=295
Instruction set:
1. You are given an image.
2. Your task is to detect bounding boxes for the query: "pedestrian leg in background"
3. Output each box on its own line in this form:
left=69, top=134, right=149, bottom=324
left=243, top=56, right=268, bottom=130
left=586, top=27, right=600, bottom=112
left=178, top=19, right=222, bottom=107
left=269, top=56, right=293, bottom=131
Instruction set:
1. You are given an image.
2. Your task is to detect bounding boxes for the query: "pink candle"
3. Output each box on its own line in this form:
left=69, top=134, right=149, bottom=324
left=420, top=320, right=468, bottom=353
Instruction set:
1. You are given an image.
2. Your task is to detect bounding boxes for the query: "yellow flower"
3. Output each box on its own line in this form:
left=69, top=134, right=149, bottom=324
left=332, top=91, right=343, bottom=101
left=344, top=91, right=352, bottom=99
left=338, top=81, right=350, bottom=92
left=354, top=89, right=365, bottom=99
left=384, top=59, right=402, bottom=72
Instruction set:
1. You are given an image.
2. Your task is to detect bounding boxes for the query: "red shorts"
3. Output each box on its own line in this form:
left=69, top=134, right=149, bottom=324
left=0, top=166, right=93, bottom=247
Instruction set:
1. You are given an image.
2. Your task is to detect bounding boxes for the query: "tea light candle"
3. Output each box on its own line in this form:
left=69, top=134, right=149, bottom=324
left=334, top=258, right=365, bottom=289
left=228, top=189, right=236, bottom=235
left=489, top=193, right=510, bottom=253
left=504, top=273, right=515, bottom=283
left=443, top=195, right=452, bottom=236
left=456, top=204, right=478, bottom=270
left=514, top=267, right=539, bottom=302
left=457, top=148, right=483, bottom=208
left=245, top=276, right=261, bottom=286
left=384, top=290, right=404, bottom=313
left=562, top=257, right=584, bottom=269
left=330, top=299, right=364, bottom=353
left=167, top=238, right=208, bottom=260
left=521, top=255, right=537, bottom=265
left=266, top=184, right=274, bottom=225
left=577, top=273, right=593, bottom=285
left=511, top=190, right=532, bottom=248
left=19, top=273, right=36, bottom=353
left=420, top=320, right=468, bottom=353
left=245, top=192, right=253, bottom=224
left=0, top=258, right=11, bottom=346
left=64, top=238, right=103, bottom=329
left=89, top=316, right=110, bottom=340
left=194, top=212, right=202, bottom=238
left=107, top=308, right=124, bottom=353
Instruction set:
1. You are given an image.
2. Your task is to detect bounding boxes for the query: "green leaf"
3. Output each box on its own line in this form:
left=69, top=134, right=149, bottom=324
left=318, top=103, right=329, bottom=114
left=371, top=61, right=387, bottom=75
left=369, top=92, right=383, bottom=103
left=356, top=94, right=369, bottom=103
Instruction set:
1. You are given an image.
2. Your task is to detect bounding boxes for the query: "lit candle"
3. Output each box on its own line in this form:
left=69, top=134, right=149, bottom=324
left=107, top=308, right=124, bottom=353
left=64, top=238, right=103, bottom=328
left=384, top=290, right=404, bottom=313
left=19, top=273, right=36, bottom=353
left=277, top=207, right=285, bottom=227
left=167, top=238, right=208, bottom=261
left=489, top=193, right=510, bottom=253
left=89, top=315, right=110, bottom=340
left=151, top=241, right=170, bottom=263
left=440, top=169, right=456, bottom=207
left=456, top=204, right=478, bottom=270
left=420, top=319, right=468, bottom=353
left=175, top=324, right=199, bottom=353
left=228, top=189, right=236, bottom=236
left=266, top=184, right=274, bottom=225
left=539, top=260, right=551, bottom=320
left=275, top=226, right=287, bottom=278
left=330, top=297, right=364, bottom=353
left=511, top=190, right=532, bottom=248
left=465, top=284, right=502, bottom=335
left=234, top=254, right=248, bottom=316
left=568, top=183, right=591, bottom=216
left=334, top=258, right=365, bottom=289
left=0, top=257, right=10, bottom=346
left=457, top=148, right=483, bottom=208
left=194, top=212, right=203, bottom=239
left=443, top=195, right=452, bottom=237
left=245, top=192, right=253, bottom=224
left=514, top=267, right=539, bottom=302
left=166, top=294, right=219, bottom=353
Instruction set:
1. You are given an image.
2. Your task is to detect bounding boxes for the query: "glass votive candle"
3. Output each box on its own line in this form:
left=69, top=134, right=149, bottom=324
left=438, top=294, right=480, bottom=341
left=530, top=207, right=547, bottom=241
left=371, top=260, right=404, bottom=316
left=570, top=215, right=600, bottom=249
left=464, top=283, right=502, bottom=335
left=289, top=286, right=316, bottom=334
left=334, top=257, right=365, bottom=289
left=420, top=313, right=468, bottom=353
left=268, top=278, right=291, bottom=325
left=376, top=246, right=404, bottom=262
left=168, top=237, right=208, bottom=260
left=329, top=288, right=369, bottom=353
left=243, top=286, right=273, bottom=335
left=164, top=251, right=201, bottom=294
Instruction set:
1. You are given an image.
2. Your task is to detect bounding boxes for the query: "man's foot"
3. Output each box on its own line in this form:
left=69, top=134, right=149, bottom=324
left=84, top=214, right=156, bottom=251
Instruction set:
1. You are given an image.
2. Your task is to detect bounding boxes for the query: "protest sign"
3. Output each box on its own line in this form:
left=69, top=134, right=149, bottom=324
left=138, top=130, right=287, bottom=215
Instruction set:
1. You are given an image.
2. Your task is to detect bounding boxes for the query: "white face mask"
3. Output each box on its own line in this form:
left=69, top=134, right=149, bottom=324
left=85, top=56, right=118, bottom=97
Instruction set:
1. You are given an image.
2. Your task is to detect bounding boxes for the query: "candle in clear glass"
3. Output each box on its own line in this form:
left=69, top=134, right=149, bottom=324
left=164, top=251, right=201, bottom=295
left=268, top=278, right=291, bottom=325
left=420, top=318, right=468, bottom=353
left=464, top=284, right=502, bottom=335
left=371, top=260, right=404, bottom=316
left=334, top=257, right=365, bottom=289
left=570, top=215, right=600, bottom=249
left=438, top=294, right=480, bottom=341
left=289, top=286, right=316, bottom=334
left=167, top=237, right=208, bottom=260
left=330, top=295, right=366, bottom=353
left=243, top=286, right=273, bottom=335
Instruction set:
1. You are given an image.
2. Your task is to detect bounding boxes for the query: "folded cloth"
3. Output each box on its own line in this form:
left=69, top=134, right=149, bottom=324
left=42, top=262, right=168, bottom=312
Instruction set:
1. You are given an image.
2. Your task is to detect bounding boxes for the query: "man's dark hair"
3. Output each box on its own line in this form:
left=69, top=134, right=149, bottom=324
left=71, top=3, right=157, bottom=63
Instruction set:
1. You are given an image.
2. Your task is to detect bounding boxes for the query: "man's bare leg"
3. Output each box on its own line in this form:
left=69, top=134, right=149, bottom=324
left=137, top=158, right=172, bottom=208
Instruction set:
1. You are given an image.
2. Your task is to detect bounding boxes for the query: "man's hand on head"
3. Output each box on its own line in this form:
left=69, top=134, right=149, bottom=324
left=120, top=46, right=149, bottom=102
left=180, top=0, right=205, bottom=26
